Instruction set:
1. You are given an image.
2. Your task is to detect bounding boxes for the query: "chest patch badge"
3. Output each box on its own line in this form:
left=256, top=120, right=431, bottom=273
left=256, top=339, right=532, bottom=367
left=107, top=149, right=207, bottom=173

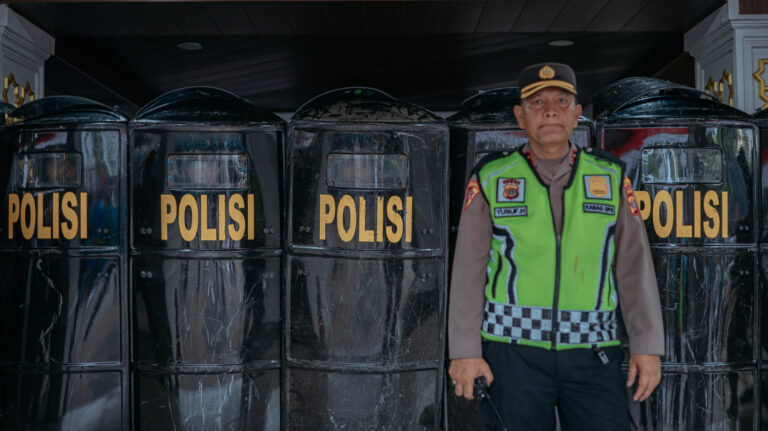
left=584, top=175, right=612, bottom=200
left=496, top=178, right=525, bottom=203
left=497, top=178, right=525, bottom=203
left=464, top=180, right=481, bottom=211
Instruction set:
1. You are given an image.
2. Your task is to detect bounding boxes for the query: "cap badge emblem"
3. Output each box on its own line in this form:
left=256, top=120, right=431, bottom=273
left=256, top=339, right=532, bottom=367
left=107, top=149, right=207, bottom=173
left=539, top=65, right=555, bottom=80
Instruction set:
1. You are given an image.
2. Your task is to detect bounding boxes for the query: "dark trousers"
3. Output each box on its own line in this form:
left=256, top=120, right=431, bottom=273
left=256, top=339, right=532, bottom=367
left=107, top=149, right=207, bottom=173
left=481, top=341, right=630, bottom=431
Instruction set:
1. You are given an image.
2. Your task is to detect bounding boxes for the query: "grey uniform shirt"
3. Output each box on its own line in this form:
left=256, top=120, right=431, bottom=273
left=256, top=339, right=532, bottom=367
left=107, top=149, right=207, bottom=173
left=448, top=143, right=665, bottom=359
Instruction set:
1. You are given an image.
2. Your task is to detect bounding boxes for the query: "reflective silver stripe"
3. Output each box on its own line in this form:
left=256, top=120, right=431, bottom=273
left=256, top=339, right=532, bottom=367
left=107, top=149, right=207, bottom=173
left=482, top=301, right=617, bottom=345
left=481, top=159, right=521, bottom=189
left=582, top=157, right=619, bottom=176
left=492, top=224, right=518, bottom=304
left=594, top=221, right=616, bottom=310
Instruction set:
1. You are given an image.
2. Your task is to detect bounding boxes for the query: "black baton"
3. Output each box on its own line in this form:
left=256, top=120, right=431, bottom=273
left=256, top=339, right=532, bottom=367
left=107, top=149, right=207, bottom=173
left=473, top=376, right=510, bottom=431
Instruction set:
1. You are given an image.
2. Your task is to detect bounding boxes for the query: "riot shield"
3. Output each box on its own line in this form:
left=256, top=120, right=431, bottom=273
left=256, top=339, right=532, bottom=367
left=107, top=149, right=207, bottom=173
left=129, top=87, right=284, bottom=431
left=756, top=107, right=768, bottom=430
left=286, top=88, right=448, bottom=430
left=599, top=80, right=758, bottom=430
left=0, top=96, right=129, bottom=430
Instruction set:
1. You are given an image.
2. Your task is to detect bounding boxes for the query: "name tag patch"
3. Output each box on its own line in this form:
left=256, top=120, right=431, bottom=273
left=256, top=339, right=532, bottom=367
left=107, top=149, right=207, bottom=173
left=495, top=206, right=528, bottom=217
left=583, top=203, right=615, bottom=215
left=497, top=178, right=525, bottom=203
left=584, top=175, right=612, bottom=200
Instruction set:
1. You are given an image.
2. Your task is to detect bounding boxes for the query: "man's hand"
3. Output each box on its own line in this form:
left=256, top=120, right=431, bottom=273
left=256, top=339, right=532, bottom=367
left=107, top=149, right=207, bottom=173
left=448, top=357, right=494, bottom=400
left=626, top=354, right=661, bottom=402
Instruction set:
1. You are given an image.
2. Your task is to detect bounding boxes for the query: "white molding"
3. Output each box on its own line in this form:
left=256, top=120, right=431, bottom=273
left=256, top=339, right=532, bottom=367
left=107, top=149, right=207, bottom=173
left=728, top=0, right=740, bottom=19
left=685, top=0, right=768, bottom=112
left=694, top=61, right=705, bottom=90
left=685, top=4, right=730, bottom=57
left=0, top=5, right=53, bottom=100
left=0, top=6, right=53, bottom=56
left=731, top=21, right=768, bottom=31
left=695, top=35, right=733, bottom=68
left=733, top=30, right=747, bottom=108
left=743, top=35, right=768, bottom=111
left=0, top=27, right=51, bottom=71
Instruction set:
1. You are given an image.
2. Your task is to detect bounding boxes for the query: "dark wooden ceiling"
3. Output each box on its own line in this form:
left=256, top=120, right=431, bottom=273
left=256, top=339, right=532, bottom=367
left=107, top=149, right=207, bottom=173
left=11, top=0, right=725, bottom=114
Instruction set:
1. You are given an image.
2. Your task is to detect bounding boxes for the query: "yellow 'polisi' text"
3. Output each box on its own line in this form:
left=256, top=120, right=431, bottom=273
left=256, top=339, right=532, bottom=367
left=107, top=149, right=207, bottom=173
left=635, top=190, right=728, bottom=239
left=8, top=192, right=88, bottom=240
left=319, top=194, right=413, bottom=243
left=160, top=193, right=255, bottom=241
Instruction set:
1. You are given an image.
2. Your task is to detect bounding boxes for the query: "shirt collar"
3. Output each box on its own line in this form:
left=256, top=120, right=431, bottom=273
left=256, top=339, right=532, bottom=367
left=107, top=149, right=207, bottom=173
left=521, top=141, right=577, bottom=166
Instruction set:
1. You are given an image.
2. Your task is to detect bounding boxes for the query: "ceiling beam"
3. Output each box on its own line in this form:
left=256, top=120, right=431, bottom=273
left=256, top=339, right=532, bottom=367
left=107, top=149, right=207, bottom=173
left=7, top=0, right=424, bottom=3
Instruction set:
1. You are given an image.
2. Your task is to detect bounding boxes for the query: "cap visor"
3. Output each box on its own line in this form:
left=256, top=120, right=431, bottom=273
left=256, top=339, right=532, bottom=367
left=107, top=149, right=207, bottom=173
left=520, top=80, right=577, bottom=99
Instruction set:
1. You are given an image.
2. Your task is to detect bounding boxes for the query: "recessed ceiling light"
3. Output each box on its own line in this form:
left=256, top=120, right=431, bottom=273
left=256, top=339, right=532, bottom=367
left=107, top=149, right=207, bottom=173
left=549, top=40, right=575, bottom=47
left=177, top=42, right=203, bottom=51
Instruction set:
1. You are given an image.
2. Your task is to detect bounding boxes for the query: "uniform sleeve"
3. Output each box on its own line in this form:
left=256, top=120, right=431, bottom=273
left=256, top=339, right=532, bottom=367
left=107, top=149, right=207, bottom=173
left=448, top=174, right=492, bottom=359
left=615, top=179, right=665, bottom=356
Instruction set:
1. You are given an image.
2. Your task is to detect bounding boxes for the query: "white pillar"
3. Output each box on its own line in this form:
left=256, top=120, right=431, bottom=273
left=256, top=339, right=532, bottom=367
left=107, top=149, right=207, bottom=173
left=0, top=5, right=53, bottom=108
left=685, top=1, right=768, bottom=113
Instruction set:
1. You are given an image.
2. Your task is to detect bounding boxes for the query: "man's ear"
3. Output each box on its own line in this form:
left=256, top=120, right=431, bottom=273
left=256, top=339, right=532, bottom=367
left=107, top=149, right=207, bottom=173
left=573, top=104, right=583, bottom=128
left=514, top=104, right=525, bottom=128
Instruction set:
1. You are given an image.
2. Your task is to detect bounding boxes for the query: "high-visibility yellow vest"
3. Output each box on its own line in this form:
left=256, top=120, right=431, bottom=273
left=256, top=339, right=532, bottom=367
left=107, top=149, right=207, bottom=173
left=475, top=147, right=623, bottom=350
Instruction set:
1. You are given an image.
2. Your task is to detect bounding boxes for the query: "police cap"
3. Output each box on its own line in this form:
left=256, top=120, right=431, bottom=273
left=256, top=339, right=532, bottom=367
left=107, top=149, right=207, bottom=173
left=518, top=63, right=577, bottom=99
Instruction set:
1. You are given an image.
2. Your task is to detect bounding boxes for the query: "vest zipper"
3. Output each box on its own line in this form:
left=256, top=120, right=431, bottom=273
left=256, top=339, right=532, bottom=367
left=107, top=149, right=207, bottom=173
left=550, top=150, right=578, bottom=350
left=547, top=183, right=564, bottom=351
left=519, top=147, right=575, bottom=351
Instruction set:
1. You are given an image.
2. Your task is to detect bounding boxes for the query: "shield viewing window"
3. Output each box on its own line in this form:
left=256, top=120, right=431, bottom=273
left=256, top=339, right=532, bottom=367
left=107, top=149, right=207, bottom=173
left=641, top=148, right=723, bottom=184
left=570, top=128, right=590, bottom=148
left=14, top=152, right=82, bottom=188
left=167, top=153, right=249, bottom=190
left=326, top=153, right=408, bottom=189
left=473, top=130, right=529, bottom=163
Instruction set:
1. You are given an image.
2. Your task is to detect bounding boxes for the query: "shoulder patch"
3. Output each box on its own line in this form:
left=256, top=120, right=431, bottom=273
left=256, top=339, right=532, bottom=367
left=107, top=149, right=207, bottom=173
left=463, top=180, right=481, bottom=211
left=622, top=177, right=640, bottom=216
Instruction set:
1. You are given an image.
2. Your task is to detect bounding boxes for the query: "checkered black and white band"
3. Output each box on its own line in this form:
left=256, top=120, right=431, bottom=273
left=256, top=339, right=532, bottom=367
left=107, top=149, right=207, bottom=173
left=482, top=301, right=617, bottom=345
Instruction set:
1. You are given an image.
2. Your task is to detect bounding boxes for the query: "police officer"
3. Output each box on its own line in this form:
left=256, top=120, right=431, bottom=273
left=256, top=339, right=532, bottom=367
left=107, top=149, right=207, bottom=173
left=448, top=63, right=664, bottom=430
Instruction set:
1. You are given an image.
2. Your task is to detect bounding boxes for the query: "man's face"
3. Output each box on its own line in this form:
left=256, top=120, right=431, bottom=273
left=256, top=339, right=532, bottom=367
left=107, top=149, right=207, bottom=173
left=513, top=88, right=582, bottom=149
